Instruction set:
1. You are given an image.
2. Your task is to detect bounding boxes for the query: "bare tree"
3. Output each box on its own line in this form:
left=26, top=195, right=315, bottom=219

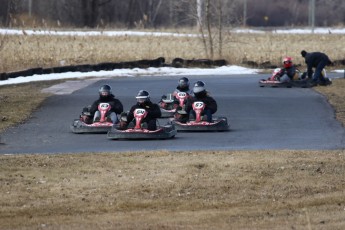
left=81, top=0, right=100, bottom=27
left=126, top=0, right=137, bottom=28
left=205, top=0, right=213, bottom=58
left=4, top=0, right=19, bottom=27
left=196, top=0, right=203, bottom=29
left=1, top=0, right=345, bottom=28
left=217, top=0, right=223, bottom=57
left=172, top=0, right=238, bottom=59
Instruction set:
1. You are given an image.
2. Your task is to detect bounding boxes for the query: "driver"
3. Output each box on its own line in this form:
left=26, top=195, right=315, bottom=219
left=89, top=84, right=123, bottom=124
left=173, top=77, right=192, bottom=94
left=270, top=57, right=299, bottom=82
left=123, top=90, right=161, bottom=130
left=176, top=81, right=217, bottom=123
left=160, top=77, right=192, bottom=110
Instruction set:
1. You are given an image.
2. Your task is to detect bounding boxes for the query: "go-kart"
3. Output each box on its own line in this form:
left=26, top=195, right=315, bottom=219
left=259, top=68, right=295, bottom=88
left=159, top=92, right=189, bottom=118
left=171, top=101, right=229, bottom=132
left=259, top=68, right=331, bottom=88
left=259, top=78, right=294, bottom=88
left=70, top=103, right=114, bottom=134
left=107, top=108, right=177, bottom=140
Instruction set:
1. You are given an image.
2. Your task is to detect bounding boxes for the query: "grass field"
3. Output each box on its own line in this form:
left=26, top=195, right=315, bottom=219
left=0, top=30, right=345, bottom=229
left=1, top=30, right=345, bottom=73
left=0, top=149, right=344, bottom=230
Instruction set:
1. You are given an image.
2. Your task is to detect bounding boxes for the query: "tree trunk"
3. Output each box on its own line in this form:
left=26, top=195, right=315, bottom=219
left=126, top=0, right=135, bottom=28
left=196, top=0, right=203, bottom=30
left=218, top=0, right=223, bottom=58
left=5, top=0, right=17, bottom=27
left=81, top=1, right=89, bottom=27
left=81, top=0, right=100, bottom=28
left=90, top=0, right=99, bottom=27
left=206, top=0, right=213, bottom=59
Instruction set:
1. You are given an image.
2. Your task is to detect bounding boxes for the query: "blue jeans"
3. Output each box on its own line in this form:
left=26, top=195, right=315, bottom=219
left=94, top=111, right=118, bottom=124
left=313, top=60, right=328, bottom=82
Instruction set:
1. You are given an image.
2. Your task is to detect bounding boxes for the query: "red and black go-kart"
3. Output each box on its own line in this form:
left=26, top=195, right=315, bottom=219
left=159, top=92, right=190, bottom=118
left=171, top=101, right=229, bottom=132
left=107, top=108, right=177, bottom=140
left=70, top=103, right=113, bottom=134
left=259, top=68, right=331, bottom=88
left=259, top=68, right=295, bottom=88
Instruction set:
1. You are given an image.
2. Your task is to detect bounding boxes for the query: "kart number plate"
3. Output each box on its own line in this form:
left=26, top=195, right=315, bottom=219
left=193, top=101, right=204, bottom=109
left=99, top=103, right=110, bottom=110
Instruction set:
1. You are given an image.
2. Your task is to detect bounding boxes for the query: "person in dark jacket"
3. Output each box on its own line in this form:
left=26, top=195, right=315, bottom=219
left=301, top=50, right=332, bottom=85
left=124, top=90, right=161, bottom=130
left=160, top=77, right=192, bottom=110
left=90, top=84, right=123, bottom=124
left=182, top=81, right=217, bottom=123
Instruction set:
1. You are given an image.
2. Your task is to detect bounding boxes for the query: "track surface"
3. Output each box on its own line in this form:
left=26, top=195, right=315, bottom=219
left=1, top=74, right=344, bottom=154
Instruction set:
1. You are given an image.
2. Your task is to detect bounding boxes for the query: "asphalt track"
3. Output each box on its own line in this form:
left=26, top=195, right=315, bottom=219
left=1, top=73, right=344, bottom=154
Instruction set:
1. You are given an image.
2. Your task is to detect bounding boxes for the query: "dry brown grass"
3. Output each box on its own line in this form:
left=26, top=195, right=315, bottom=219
left=1, top=31, right=345, bottom=73
left=1, top=150, right=345, bottom=230
left=0, top=81, right=64, bottom=133
left=315, top=78, right=345, bottom=126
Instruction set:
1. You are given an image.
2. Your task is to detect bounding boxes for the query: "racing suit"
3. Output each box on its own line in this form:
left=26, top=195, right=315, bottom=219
left=90, top=94, right=123, bottom=124
left=126, top=100, right=162, bottom=130
left=274, top=66, right=299, bottom=82
left=184, top=91, right=217, bottom=123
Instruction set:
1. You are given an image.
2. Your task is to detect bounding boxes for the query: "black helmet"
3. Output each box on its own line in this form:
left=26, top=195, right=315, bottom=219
left=136, top=90, right=150, bottom=104
left=99, top=84, right=112, bottom=97
left=193, top=81, right=206, bottom=94
left=178, top=77, right=190, bottom=89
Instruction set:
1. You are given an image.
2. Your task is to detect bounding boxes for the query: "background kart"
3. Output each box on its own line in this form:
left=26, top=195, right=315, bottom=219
left=70, top=103, right=113, bottom=134
left=159, top=92, right=190, bottom=118
left=258, top=79, right=294, bottom=88
left=259, top=68, right=330, bottom=88
left=171, top=101, right=229, bottom=132
left=159, top=93, right=176, bottom=118
left=107, top=108, right=177, bottom=140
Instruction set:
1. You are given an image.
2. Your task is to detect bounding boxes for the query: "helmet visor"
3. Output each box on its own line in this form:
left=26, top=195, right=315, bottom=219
left=193, top=86, right=205, bottom=93
left=136, top=96, right=148, bottom=103
left=137, top=98, right=146, bottom=103
left=100, top=91, right=109, bottom=96
left=179, top=80, right=188, bottom=87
